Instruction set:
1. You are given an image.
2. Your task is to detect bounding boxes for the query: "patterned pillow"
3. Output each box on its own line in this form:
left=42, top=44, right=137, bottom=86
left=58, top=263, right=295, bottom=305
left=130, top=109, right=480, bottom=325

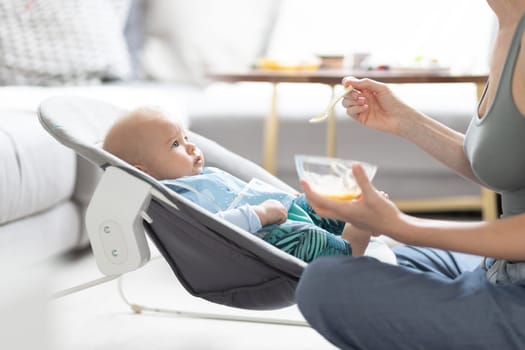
left=0, top=0, right=132, bottom=85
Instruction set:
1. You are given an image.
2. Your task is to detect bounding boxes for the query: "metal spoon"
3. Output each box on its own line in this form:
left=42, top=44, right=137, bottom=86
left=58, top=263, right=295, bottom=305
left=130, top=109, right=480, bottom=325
left=309, top=85, right=354, bottom=123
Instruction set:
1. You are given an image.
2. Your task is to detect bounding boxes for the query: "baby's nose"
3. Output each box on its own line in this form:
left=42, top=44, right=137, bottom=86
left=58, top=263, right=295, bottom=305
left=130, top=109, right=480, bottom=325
left=186, top=142, right=196, bottom=152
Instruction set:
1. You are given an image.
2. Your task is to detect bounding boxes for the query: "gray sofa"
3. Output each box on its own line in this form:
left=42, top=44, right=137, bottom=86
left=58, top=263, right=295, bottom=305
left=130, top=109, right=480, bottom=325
left=0, top=109, right=96, bottom=263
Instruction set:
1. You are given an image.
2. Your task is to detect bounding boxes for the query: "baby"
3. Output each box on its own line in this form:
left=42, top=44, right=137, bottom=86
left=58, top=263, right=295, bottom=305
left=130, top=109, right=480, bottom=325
left=102, top=107, right=373, bottom=262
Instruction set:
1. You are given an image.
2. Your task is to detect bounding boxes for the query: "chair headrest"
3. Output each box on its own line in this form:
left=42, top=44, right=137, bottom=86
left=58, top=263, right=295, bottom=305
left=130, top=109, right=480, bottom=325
left=38, top=95, right=130, bottom=169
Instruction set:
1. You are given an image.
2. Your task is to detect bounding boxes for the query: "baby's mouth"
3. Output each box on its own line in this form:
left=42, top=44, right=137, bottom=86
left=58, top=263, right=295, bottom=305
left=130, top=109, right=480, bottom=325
left=194, top=155, right=203, bottom=166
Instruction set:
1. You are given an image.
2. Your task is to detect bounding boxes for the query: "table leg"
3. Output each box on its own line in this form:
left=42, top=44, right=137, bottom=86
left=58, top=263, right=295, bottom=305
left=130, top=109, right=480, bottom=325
left=326, top=85, right=337, bottom=158
left=476, top=82, right=485, bottom=102
left=263, top=82, right=279, bottom=174
left=481, top=187, right=499, bottom=220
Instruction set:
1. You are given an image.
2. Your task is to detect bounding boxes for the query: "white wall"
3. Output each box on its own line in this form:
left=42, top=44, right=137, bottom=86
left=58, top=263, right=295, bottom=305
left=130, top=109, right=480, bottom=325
left=267, top=0, right=496, bottom=73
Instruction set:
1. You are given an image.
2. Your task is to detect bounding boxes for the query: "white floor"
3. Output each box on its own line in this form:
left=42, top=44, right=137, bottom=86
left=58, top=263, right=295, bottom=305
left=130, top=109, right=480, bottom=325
left=45, top=248, right=337, bottom=350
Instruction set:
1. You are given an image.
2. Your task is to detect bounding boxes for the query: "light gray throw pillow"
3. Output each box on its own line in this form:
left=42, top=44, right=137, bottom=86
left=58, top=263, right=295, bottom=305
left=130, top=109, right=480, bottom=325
left=0, top=0, right=132, bottom=85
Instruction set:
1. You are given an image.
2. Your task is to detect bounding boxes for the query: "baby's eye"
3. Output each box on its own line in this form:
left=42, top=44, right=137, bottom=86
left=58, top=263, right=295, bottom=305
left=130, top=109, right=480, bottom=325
left=172, top=141, right=179, bottom=148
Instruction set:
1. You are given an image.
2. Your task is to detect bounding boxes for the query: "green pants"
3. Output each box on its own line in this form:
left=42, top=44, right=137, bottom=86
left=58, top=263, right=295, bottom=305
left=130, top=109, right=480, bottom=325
left=257, top=194, right=351, bottom=262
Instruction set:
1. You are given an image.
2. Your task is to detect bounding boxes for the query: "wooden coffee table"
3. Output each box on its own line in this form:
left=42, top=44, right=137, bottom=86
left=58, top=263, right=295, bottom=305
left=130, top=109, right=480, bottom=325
left=208, top=68, right=497, bottom=220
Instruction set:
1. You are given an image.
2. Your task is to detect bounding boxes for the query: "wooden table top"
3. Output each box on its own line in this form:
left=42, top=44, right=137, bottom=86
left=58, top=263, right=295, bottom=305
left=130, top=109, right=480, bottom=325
left=208, top=68, right=489, bottom=85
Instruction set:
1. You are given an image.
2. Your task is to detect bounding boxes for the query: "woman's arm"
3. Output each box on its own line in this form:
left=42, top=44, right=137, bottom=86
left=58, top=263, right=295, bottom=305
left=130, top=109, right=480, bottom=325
left=341, top=77, right=480, bottom=184
left=301, top=164, right=525, bottom=261
left=398, top=109, right=480, bottom=184
left=392, top=212, right=525, bottom=261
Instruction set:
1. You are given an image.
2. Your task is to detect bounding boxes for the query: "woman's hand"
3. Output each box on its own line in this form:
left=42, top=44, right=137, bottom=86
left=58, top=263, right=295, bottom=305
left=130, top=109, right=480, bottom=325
left=341, top=77, right=417, bottom=136
left=253, top=199, right=288, bottom=226
left=300, top=163, right=405, bottom=236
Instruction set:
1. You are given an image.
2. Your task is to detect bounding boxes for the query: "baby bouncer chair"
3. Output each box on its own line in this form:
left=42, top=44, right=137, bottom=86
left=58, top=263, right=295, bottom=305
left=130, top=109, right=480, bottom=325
left=40, top=96, right=312, bottom=325
left=41, top=96, right=393, bottom=326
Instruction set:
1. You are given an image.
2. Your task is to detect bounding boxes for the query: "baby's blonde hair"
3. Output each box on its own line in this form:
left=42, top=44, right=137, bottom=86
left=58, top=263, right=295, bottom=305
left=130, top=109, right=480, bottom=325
left=103, top=107, right=166, bottom=166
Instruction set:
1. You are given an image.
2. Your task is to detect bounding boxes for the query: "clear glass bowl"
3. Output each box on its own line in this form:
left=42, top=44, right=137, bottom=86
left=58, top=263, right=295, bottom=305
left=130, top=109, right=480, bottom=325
left=295, top=155, right=377, bottom=200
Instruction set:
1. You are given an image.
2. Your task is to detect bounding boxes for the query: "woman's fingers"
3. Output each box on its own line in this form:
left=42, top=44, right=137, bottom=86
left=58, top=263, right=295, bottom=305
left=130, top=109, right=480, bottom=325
left=299, top=179, right=316, bottom=201
left=300, top=179, right=327, bottom=210
left=351, top=163, right=375, bottom=196
left=300, top=179, right=345, bottom=219
left=343, top=76, right=382, bottom=92
left=343, top=76, right=364, bottom=90
left=303, top=164, right=382, bottom=205
left=341, top=88, right=369, bottom=121
left=343, top=105, right=369, bottom=120
left=342, top=94, right=365, bottom=107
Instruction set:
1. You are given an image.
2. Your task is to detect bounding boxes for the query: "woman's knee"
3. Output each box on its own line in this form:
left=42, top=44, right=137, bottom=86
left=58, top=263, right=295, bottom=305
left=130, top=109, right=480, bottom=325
left=296, top=257, right=336, bottom=305
left=296, top=256, right=379, bottom=310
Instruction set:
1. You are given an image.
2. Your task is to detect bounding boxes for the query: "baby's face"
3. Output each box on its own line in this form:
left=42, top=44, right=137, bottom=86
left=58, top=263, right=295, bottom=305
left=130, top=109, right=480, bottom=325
left=144, top=117, right=204, bottom=179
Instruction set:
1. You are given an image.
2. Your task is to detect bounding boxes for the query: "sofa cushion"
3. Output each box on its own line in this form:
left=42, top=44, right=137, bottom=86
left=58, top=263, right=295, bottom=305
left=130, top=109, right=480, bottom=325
left=0, top=201, right=81, bottom=263
left=141, top=0, right=280, bottom=85
left=0, top=111, right=76, bottom=225
left=0, top=0, right=132, bottom=85
left=0, top=84, right=192, bottom=125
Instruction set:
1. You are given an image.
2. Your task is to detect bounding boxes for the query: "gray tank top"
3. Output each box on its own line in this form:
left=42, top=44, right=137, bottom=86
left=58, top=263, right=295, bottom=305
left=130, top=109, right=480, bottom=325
left=464, top=14, right=525, bottom=218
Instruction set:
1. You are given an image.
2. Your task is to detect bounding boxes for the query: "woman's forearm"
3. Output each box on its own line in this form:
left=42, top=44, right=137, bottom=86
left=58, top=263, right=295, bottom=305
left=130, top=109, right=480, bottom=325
left=398, top=110, right=480, bottom=184
left=391, top=213, right=525, bottom=261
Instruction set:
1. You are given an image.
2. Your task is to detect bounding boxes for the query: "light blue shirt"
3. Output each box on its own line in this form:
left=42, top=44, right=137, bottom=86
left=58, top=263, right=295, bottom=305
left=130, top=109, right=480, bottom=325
left=162, top=167, right=296, bottom=233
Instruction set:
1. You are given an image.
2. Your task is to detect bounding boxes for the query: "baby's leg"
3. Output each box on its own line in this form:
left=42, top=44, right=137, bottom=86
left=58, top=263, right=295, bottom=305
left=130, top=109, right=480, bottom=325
left=293, top=194, right=345, bottom=235
left=259, top=221, right=351, bottom=262
left=341, top=224, right=372, bottom=256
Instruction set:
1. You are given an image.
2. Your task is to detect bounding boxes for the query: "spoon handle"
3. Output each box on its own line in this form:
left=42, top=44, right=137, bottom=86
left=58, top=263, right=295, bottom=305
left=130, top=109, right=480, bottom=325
left=309, top=85, right=354, bottom=123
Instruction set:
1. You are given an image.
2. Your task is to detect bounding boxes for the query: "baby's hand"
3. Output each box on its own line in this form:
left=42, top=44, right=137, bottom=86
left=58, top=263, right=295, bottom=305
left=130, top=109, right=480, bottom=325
left=253, top=200, right=287, bottom=226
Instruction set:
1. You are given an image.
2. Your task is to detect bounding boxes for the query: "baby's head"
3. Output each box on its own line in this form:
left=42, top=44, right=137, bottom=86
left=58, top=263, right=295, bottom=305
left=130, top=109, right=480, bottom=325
left=103, top=107, right=204, bottom=180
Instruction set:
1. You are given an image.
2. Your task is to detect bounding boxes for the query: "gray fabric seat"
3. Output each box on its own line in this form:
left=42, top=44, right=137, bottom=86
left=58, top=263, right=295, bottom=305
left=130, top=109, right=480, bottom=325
left=38, top=96, right=306, bottom=310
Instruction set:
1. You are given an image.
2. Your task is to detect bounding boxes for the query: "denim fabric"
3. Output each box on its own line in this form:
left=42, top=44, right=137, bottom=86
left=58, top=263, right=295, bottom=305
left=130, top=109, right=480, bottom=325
left=485, top=259, right=525, bottom=285
left=296, top=247, right=525, bottom=350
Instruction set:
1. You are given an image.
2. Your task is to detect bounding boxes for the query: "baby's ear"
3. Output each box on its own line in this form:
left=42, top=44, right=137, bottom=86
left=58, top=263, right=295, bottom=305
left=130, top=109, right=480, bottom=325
left=134, top=163, right=158, bottom=179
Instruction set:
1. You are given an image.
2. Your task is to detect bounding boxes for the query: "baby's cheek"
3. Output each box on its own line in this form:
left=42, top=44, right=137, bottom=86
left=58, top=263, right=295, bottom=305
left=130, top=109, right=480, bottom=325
left=193, top=164, right=203, bottom=174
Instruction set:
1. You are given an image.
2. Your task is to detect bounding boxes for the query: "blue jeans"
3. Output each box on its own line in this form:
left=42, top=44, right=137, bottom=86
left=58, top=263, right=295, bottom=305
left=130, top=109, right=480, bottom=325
left=295, top=246, right=525, bottom=350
